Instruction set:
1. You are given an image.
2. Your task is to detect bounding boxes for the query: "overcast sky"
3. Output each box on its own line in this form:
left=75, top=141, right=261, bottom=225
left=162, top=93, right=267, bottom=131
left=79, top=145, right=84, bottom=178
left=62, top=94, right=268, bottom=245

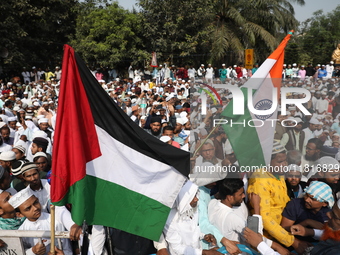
left=116, top=0, right=339, bottom=22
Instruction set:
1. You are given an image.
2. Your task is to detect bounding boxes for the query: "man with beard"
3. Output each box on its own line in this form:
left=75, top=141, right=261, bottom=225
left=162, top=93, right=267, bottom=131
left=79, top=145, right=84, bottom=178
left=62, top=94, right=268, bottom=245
left=280, top=117, right=305, bottom=153
left=290, top=198, right=340, bottom=255
left=308, top=156, right=340, bottom=200
left=301, top=138, right=323, bottom=181
left=145, top=116, right=162, bottom=139
left=285, top=164, right=307, bottom=199
left=0, top=126, right=14, bottom=146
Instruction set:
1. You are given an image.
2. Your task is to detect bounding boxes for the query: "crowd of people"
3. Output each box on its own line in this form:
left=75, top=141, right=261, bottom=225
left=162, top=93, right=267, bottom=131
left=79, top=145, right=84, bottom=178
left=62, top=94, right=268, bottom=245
left=1, top=60, right=340, bottom=255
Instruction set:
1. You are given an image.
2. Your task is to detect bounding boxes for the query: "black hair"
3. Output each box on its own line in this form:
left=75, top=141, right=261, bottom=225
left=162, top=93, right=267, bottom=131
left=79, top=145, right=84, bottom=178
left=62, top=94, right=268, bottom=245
left=162, top=126, right=174, bottom=133
left=218, top=178, right=244, bottom=200
left=307, top=138, right=323, bottom=151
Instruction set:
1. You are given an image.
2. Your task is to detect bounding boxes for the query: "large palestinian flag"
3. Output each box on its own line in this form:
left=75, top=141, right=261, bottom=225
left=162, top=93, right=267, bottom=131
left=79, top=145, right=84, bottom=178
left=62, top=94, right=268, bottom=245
left=51, top=45, right=189, bottom=241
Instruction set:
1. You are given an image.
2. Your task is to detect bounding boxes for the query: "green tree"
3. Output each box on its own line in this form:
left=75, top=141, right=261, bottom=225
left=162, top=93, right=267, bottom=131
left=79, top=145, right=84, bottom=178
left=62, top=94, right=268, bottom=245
left=138, top=0, right=215, bottom=65
left=298, top=6, right=340, bottom=65
left=210, top=0, right=304, bottom=63
left=71, top=1, right=148, bottom=68
left=0, top=0, right=78, bottom=69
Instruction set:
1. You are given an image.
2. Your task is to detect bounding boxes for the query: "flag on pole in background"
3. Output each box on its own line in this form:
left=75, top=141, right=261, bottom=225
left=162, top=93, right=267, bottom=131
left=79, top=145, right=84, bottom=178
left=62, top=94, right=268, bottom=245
left=221, top=31, right=293, bottom=168
left=51, top=45, right=189, bottom=241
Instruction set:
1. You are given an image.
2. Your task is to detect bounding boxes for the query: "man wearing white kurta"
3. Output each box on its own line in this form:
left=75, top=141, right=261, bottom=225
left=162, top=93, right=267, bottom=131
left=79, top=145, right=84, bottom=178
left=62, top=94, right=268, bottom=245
left=9, top=187, right=73, bottom=255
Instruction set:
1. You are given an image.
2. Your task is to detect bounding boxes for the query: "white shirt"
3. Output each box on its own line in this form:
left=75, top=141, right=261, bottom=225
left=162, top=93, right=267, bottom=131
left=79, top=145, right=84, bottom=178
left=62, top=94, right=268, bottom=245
left=19, top=212, right=72, bottom=255
left=208, top=199, right=247, bottom=242
left=315, top=98, right=328, bottom=114
left=205, top=67, right=214, bottom=79
left=31, top=179, right=50, bottom=213
left=0, top=143, right=12, bottom=153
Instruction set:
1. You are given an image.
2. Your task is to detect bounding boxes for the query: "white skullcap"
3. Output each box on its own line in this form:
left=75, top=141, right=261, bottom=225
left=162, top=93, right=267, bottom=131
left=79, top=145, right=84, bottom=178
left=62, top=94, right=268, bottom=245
left=38, top=118, right=48, bottom=124
left=42, top=101, right=48, bottom=105
left=8, top=186, right=34, bottom=209
left=13, top=106, right=20, bottom=111
left=316, top=156, right=339, bottom=170
left=13, top=145, right=26, bottom=154
left=8, top=117, right=17, bottom=122
left=33, top=130, right=48, bottom=139
left=0, top=122, right=6, bottom=129
left=33, top=102, right=40, bottom=107
left=160, top=136, right=171, bottom=143
left=0, top=151, right=16, bottom=161
left=33, top=152, right=47, bottom=161
left=309, top=118, right=320, bottom=125
left=37, top=115, right=45, bottom=120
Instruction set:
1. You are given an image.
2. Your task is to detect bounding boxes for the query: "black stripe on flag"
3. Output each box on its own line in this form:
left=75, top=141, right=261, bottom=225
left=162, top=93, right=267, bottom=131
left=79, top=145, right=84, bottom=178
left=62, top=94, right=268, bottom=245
left=73, top=52, right=190, bottom=177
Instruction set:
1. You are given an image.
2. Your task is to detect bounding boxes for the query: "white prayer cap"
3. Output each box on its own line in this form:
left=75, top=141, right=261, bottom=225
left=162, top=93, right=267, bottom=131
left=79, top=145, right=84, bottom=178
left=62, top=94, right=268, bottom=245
left=166, top=94, right=174, bottom=102
left=0, top=151, right=16, bottom=161
left=287, top=164, right=302, bottom=173
left=0, top=122, right=6, bottom=129
left=293, top=63, right=297, bottom=66
left=25, top=115, right=32, bottom=120
left=309, top=118, right=319, bottom=125
left=131, top=98, right=137, bottom=104
left=333, top=133, right=340, bottom=137
left=13, top=106, right=20, bottom=111
left=316, top=156, right=339, bottom=171
left=192, top=102, right=198, bottom=107
left=37, top=115, right=45, bottom=120
left=7, top=82, right=13, bottom=86
left=42, top=101, right=48, bottom=105
left=13, top=145, right=26, bottom=154
left=8, top=117, right=17, bottom=122
left=160, top=136, right=171, bottom=143
left=33, top=102, right=40, bottom=107
left=222, top=64, right=226, bottom=66
left=310, top=90, right=315, bottom=93
left=201, top=64, right=204, bottom=66
left=288, top=106, right=296, bottom=111
left=9, top=92, right=14, bottom=96
left=9, top=186, right=34, bottom=209
left=211, top=108, right=217, bottom=114
left=233, top=65, right=237, bottom=67
left=283, top=64, right=286, bottom=67
left=176, top=117, right=188, bottom=125
left=33, top=152, right=47, bottom=161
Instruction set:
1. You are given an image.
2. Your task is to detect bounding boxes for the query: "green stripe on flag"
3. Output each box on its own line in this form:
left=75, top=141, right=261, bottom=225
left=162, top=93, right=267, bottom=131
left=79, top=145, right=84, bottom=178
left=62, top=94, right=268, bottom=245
left=221, top=87, right=266, bottom=168
left=53, top=175, right=170, bottom=241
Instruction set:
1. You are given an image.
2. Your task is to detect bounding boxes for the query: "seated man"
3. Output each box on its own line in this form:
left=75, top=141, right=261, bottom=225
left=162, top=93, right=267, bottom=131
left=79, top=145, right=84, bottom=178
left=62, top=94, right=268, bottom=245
left=164, top=180, right=221, bottom=255
left=8, top=187, right=73, bottom=255
left=281, top=181, right=333, bottom=240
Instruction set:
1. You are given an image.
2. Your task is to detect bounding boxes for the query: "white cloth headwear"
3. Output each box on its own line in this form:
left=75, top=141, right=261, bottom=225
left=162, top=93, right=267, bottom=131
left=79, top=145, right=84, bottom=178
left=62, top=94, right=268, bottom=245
left=8, top=186, right=34, bottom=209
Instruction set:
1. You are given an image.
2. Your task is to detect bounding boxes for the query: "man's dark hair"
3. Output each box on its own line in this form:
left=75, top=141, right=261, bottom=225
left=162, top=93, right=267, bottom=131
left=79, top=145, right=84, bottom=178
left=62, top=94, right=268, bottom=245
left=219, top=178, right=244, bottom=200
left=162, top=126, right=174, bottom=133
left=4, top=100, right=13, bottom=107
left=308, top=138, right=323, bottom=150
left=0, top=126, right=10, bottom=133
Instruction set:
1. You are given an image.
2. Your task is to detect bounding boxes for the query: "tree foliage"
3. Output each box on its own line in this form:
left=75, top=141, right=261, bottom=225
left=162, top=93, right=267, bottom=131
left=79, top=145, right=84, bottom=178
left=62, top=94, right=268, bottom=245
left=296, top=6, right=340, bottom=65
left=0, top=0, right=77, bottom=69
left=70, top=1, right=149, bottom=68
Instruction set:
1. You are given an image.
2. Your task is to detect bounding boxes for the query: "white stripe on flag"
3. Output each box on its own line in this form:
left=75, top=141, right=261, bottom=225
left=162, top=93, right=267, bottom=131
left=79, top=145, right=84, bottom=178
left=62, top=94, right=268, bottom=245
left=86, top=125, right=187, bottom=208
